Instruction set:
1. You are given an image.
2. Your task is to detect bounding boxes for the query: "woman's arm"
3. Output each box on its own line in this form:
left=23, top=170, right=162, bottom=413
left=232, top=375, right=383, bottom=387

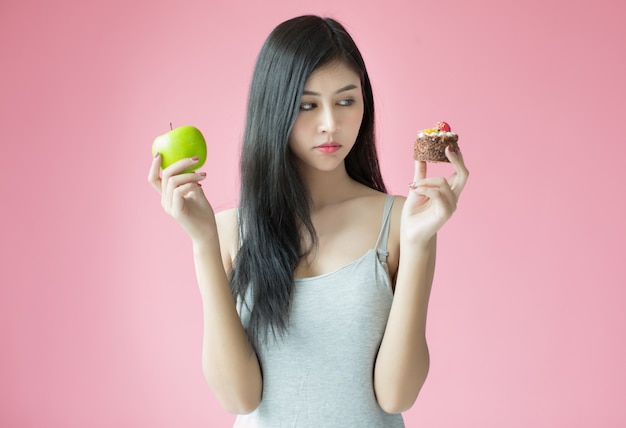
left=374, top=147, right=468, bottom=413
left=194, top=216, right=263, bottom=414
left=374, top=235, right=436, bottom=414
left=148, top=155, right=262, bottom=414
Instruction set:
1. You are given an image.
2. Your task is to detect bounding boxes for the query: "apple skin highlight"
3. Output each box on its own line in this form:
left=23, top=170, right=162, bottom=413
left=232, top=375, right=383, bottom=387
left=152, top=125, right=207, bottom=173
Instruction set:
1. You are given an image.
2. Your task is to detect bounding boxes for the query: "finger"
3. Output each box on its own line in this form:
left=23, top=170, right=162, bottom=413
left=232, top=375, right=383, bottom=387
left=412, top=185, right=456, bottom=215
left=171, top=181, right=204, bottom=214
left=165, top=171, right=207, bottom=189
left=445, top=146, right=469, bottom=198
left=446, top=144, right=464, bottom=162
left=438, top=180, right=457, bottom=213
left=413, top=160, right=427, bottom=183
left=163, top=171, right=206, bottom=210
left=148, top=153, right=163, bottom=192
left=162, top=156, right=201, bottom=177
left=411, top=186, right=441, bottom=202
left=412, top=177, right=456, bottom=205
left=160, top=157, right=202, bottom=203
left=409, top=176, right=448, bottom=199
left=411, top=177, right=448, bottom=188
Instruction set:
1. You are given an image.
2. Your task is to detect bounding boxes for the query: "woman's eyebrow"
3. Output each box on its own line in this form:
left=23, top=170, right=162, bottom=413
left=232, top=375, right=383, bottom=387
left=302, top=84, right=358, bottom=96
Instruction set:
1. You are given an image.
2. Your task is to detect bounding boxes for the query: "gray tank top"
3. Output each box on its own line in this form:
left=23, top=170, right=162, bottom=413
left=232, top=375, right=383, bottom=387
left=235, top=195, right=404, bottom=427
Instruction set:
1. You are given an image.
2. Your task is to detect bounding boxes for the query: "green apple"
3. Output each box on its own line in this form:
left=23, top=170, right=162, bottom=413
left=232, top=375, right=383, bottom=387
left=152, top=125, right=207, bottom=173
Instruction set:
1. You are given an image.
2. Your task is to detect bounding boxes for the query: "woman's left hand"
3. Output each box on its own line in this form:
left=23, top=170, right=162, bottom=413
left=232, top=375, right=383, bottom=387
left=401, top=146, right=469, bottom=246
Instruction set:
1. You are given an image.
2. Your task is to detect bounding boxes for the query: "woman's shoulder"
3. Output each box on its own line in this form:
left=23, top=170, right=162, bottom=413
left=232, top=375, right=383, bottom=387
left=352, top=186, right=406, bottom=209
left=215, top=207, right=239, bottom=239
left=350, top=189, right=406, bottom=238
left=215, top=207, right=239, bottom=268
left=215, top=206, right=238, bottom=221
left=346, top=185, right=406, bottom=221
left=349, top=189, right=405, bottom=281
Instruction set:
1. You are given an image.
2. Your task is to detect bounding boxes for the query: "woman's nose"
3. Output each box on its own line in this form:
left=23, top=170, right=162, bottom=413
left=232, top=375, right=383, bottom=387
left=318, top=106, right=339, bottom=134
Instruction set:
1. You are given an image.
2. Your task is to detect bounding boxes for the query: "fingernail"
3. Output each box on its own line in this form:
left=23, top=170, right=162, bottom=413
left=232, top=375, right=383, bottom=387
left=198, top=172, right=206, bottom=177
left=191, top=156, right=199, bottom=161
left=154, top=152, right=160, bottom=158
left=409, top=182, right=417, bottom=189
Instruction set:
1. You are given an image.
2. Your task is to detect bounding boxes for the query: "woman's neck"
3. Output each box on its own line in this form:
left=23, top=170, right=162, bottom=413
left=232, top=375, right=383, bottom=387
left=300, top=163, right=360, bottom=210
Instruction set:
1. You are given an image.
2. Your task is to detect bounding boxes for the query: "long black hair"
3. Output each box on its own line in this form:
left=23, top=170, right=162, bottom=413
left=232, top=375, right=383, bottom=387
left=230, top=15, right=387, bottom=350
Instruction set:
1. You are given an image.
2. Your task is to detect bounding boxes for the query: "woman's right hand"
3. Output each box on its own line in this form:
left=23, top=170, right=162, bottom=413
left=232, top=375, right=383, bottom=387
left=148, top=153, right=215, bottom=242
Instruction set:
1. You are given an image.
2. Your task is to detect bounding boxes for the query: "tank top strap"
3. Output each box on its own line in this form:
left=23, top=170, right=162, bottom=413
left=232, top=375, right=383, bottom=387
left=375, top=195, right=395, bottom=264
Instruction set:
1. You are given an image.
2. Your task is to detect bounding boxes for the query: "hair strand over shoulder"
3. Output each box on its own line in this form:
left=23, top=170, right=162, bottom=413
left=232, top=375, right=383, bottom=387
left=230, top=15, right=386, bottom=351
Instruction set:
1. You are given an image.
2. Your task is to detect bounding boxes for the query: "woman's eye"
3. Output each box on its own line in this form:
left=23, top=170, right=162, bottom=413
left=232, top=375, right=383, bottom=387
left=300, top=102, right=315, bottom=111
left=338, top=98, right=355, bottom=106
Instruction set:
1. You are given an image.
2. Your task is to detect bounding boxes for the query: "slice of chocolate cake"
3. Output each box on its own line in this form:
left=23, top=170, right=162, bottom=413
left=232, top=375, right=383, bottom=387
left=414, top=121, right=459, bottom=163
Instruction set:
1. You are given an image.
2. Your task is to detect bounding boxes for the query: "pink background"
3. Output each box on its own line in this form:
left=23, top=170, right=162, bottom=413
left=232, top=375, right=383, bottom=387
left=2, top=0, right=625, bottom=426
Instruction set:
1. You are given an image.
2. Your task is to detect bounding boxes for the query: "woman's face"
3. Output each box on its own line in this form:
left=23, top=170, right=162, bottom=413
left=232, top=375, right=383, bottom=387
left=288, top=61, right=364, bottom=173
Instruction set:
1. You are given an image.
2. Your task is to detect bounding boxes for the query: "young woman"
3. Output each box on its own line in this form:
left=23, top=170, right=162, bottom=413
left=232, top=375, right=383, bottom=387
left=148, top=15, right=468, bottom=427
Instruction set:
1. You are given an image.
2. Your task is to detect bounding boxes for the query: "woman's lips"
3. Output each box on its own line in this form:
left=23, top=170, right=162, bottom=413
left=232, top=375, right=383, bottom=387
left=316, top=143, right=341, bottom=153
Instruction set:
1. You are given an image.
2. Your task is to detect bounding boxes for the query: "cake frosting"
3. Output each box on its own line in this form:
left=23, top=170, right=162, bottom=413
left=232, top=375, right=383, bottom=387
left=413, top=121, right=459, bottom=163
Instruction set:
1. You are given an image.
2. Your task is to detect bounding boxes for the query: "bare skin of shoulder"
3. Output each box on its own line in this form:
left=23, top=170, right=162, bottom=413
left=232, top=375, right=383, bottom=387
left=217, top=184, right=405, bottom=286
